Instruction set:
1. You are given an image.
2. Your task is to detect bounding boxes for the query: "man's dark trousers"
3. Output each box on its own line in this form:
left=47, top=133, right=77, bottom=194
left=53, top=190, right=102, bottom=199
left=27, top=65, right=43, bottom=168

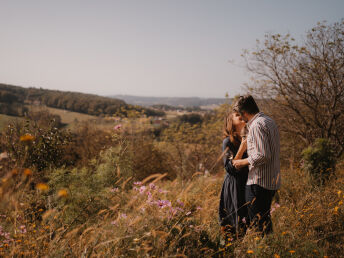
left=245, top=184, right=276, bottom=235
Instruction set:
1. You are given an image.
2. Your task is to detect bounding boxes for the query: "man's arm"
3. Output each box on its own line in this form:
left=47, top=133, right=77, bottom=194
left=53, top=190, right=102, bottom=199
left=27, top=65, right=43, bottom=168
left=233, top=123, right=271, bottom=169
left=247, top=123, right=271, bottom=167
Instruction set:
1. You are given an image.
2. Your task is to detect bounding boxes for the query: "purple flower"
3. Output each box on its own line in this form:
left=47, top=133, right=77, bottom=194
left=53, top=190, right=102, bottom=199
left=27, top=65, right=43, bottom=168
left=111, top=220, right=117, bottom=225
left=196, top=206, right=202, bottom=210
left=149, top=182, right=157, bottom=190
left=114, top=124, right=122, bottom=130
left=139, top=186, right=147, bottom=194
left=155, top=200, right=171, bottom=209
left=176, top=207, right=184, bottom=212
left=133, top=181, right=143, bottom=186
left=19, top=225, right=27, bottom=234
left=177, top=199, right=184, bottom=207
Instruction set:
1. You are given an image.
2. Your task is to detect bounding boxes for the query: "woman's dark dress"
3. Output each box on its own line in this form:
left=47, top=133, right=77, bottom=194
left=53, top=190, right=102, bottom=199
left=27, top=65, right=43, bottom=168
left=218, top=137, right=249, bottom=234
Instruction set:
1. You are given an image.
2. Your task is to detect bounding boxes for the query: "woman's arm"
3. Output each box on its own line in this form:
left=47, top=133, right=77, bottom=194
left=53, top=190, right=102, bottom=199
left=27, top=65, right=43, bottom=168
left=233, top=138, right=247, bottom=160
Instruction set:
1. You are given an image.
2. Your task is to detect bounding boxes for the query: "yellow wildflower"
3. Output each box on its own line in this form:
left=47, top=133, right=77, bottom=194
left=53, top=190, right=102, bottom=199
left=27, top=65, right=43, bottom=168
left=247, top=250, right=254, bottom=254
left=274, top=254, right=280, bottom=258
left=338, top=201, right=343, bottom=205
left=24, top=168, right=33, bottom=176
left=57, top=189, right=68, bottom=198
left=36, top=183, right=49, bottom=191
left=289, top=250, right=295, bottom=254
left=20, top=134, right=35, bottom=142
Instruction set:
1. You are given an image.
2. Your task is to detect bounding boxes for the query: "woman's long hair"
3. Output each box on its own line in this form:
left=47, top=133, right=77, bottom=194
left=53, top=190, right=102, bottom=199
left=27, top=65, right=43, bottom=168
left=223, top=111, right=241, bottom=147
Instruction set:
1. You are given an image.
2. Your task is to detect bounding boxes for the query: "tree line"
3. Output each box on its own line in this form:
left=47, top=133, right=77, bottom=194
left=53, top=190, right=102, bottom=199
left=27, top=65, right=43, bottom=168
left=0, top=83, right=165, bottom=118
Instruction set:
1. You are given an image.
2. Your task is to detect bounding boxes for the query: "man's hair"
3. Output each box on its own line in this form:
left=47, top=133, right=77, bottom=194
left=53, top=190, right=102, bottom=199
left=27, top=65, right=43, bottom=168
left=233, top=95, right=259, bottom=115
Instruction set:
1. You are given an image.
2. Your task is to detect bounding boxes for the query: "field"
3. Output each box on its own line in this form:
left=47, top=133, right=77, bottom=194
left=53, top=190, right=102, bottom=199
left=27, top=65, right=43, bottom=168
left=0, top=103, right=343, bottom=257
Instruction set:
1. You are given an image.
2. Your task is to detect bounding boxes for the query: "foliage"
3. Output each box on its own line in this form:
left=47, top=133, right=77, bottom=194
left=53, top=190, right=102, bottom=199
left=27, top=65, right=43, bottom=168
left=3, top=119, right=71, bottom=172
left=301, top=138, right=337, bottom=184
left=244, top=19, right=344, bottom=157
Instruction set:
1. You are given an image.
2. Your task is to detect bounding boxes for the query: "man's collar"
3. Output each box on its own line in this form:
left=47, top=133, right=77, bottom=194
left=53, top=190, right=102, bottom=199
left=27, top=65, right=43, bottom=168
left=247, top=112, right=263, bottom=128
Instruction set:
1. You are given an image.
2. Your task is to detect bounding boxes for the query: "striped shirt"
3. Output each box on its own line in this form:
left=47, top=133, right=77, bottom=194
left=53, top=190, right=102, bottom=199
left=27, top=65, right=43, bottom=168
left=246, top=112, right=281, bottom=190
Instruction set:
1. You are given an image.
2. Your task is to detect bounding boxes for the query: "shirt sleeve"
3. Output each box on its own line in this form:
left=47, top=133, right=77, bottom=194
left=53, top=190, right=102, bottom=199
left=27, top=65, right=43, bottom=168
left=247, top=123, right=271, bottom=167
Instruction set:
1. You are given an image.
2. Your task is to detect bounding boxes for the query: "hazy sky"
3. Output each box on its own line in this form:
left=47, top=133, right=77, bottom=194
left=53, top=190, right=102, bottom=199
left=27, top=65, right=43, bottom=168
left=1, top=1, right=343, bottom=98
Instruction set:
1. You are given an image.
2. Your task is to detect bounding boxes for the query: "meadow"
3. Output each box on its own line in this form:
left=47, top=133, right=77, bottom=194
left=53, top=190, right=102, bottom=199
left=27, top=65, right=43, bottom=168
left=0, top=102, right=343, bottom=258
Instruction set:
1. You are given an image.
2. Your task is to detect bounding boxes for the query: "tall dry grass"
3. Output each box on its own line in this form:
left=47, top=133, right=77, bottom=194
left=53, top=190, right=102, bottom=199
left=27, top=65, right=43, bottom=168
left=1, top=160, right=343, bottom=257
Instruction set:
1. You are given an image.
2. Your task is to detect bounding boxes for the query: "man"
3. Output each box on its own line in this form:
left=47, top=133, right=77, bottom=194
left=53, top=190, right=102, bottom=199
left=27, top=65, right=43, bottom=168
left=232, top=95, right=281, bottom=235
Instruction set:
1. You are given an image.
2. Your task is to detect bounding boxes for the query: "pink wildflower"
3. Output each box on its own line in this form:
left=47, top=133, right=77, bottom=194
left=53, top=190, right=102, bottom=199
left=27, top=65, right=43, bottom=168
left=114, top=124, right=122, bottom=130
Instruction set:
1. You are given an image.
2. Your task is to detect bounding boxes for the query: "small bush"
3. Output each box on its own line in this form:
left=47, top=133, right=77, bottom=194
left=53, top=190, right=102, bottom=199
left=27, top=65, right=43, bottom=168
left=301, top=138, right=337, bottom=183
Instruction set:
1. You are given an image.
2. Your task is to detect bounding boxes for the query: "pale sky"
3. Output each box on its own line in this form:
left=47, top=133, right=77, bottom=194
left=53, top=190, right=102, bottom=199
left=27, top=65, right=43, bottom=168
left=0, top=0, right=343, bottom=98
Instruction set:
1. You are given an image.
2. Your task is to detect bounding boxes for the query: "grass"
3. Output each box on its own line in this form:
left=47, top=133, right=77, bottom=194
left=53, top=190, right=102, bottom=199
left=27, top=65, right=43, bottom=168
left=0, top=114, right=24, bottom=131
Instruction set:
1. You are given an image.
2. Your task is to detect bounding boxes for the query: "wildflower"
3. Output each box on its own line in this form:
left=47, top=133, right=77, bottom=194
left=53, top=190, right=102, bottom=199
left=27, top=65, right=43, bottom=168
left=149, top=182, right=156, bottom=190
left=114, top=124, right=122, bottom=130
left=19, top=225, right=26, bottom=234
left=338, top=201, right=343, bottom=205
left=133, top=181, right=143, bottom=186
left=196, top=206, right=202, bottom=210
left=289, top=250, right=295, bottom=254
left=23, top=169, right=33, bottom=176
left=36, top=183, right=49, bottom=191
left=120, top=213, right=127, bottom=219
left=176, top=207, right=184, bottom=212
left=139, top=186, right=147, bottom=194
left=57, top=189, right=68, bottom=198
left=281, top=231, right=287, bottom=235
left=20, top=134, right=35, bottom=142
left=338, top=190, right=342, bottom=196
left=111, top=220, right=117, bottom=225
left=254, top=236, right=260, bottom=241
left=334, top=206, right=339, bottom=214
left=247, top=250, right=254, bottom=254
left=155, top=200, right=171, bottom=209
left=274, top=254, right=280, bottom=258
left=158, top=189, right=169, bottom=194
left=176, top=199, right=184, bottom=207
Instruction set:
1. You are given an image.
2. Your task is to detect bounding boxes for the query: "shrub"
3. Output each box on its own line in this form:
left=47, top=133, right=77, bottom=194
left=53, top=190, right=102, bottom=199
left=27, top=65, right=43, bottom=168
left=3, top=119, right=71, bottom=172
left=301, top=138, right=337, bottom=184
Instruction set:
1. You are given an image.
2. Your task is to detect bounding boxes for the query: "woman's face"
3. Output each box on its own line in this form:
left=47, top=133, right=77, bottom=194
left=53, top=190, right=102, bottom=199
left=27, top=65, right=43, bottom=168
left=232, top=112, right=245, bottom=131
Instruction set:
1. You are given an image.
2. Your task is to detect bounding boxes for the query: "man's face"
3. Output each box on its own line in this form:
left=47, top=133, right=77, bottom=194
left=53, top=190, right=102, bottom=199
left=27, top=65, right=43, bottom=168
left=240, top=111, right=249, bottom=123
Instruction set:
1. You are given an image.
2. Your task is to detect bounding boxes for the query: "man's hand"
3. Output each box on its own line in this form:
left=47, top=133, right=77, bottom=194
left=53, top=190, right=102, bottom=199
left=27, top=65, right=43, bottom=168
left=232, top=158, right=249, bottom=169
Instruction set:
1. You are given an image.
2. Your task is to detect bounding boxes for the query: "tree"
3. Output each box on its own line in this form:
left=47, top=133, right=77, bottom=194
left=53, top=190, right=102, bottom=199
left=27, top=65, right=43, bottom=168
left=243, top=20, right=344, bottom=157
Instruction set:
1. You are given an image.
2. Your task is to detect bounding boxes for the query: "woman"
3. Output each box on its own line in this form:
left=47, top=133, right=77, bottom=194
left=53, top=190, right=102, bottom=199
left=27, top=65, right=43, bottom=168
left=218, top=109, right=249, bottom=238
